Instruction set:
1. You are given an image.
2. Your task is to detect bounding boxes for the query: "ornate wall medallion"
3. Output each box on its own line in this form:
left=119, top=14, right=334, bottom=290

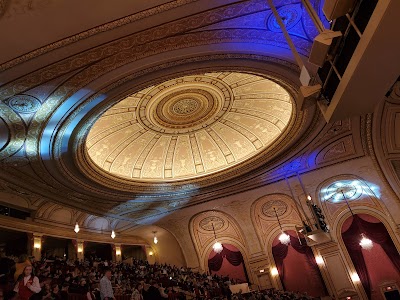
left=199, top=216, right=225, bottom=231
left=261, top=199, right=288, bottom=217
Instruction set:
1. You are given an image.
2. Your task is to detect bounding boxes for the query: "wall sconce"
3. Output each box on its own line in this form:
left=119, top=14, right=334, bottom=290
left=116, top=249, right=121, bottom=256
left=33, top=236, right=41, bottom=249
left=149, top=251, right=154, bottom=256
left=315, top=255, right=324, bottom=265
left=77, top=247, right=83, bottom=253
left=351, top=272, right=360, bottom=282
left=270, top=267, right=279, bottom=276
left=259, top=269, right=265, bottom=273
left=111, top=230, right=116, bottom=239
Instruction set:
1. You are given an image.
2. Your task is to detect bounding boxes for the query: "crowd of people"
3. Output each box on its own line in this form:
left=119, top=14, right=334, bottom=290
left=0, top=252, right=316, bottom=300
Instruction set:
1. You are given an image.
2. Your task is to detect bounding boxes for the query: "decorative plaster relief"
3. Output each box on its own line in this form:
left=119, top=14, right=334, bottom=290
left=86, top=72, right=293, bottom=182
left=199, top=216, right=225, bottom=231
left=261, top=200, right=288, bottom=218
left=267, top=4, right=302, bottom=32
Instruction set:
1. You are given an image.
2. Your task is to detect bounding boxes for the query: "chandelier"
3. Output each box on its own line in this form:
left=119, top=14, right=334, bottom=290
left=153, top=231, right=158, bottom=244
left=278, top=232, right=291, bottom=245
left=274, top=207, right=290, bottom=246
left=359, top=233, right=373, bottom=250
left=341, top=190, right=373, bottom=251
left=211, top=222, right=223, bottom=253
left=74, top=223, right=80, bottom=234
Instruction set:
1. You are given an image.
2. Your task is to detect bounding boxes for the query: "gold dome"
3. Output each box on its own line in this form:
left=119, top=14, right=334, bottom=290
left=86, top=72, right=293, bottom=182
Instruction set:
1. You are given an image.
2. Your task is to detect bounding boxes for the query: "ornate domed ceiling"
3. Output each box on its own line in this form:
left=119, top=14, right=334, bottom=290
left=86, top=72, right=293, bottom=182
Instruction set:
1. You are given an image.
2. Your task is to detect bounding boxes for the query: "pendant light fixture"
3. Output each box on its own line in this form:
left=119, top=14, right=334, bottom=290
left=211, top=222, right=223, bottom=253
left=274, top=207, right=290, bottom=245
left=74, top=223, right=80, bottom=234
left=341, top=190, right=373, bottom=250
left=152, top=231, right=158, bottom=244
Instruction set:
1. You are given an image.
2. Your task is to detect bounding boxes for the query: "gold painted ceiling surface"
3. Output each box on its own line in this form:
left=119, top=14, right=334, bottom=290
left=86, top=72, right=293, bottom=182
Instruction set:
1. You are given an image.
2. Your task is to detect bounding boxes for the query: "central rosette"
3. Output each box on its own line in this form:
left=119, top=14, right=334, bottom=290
left=172, top=98, right=200, bottom=115
left=138, top=79, right=231, bottom=134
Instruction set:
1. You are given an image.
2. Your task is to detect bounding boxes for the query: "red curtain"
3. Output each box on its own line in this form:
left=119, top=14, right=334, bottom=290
left=208, top=245, right=244, bottom=272
left=271, top=241, right=288, bottom=289
left=342, top=215, right=400, bottom=300
left=272, top=233, right=327, bottom=295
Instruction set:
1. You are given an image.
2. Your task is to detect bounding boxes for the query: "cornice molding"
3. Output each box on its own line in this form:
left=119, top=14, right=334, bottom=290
left=0, top=0, right=199, bottom=71
left=0, top=215, right=148, bottom=245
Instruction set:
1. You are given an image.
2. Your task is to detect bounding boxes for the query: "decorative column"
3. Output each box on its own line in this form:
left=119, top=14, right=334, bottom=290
left=315, top=242, right=362, bottom=300
left=26, top=233, right=33, bottom=257
left=268, top=264, right=283, bottom=290
left=249, top=258, right=274, bottom=290
left=145, top=245, right=156, bottom=264
left=32, top=233, right=42, bottom=261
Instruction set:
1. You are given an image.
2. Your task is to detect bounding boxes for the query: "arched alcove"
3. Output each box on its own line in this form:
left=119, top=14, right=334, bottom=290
left=207, top=243, right=248, bottom=283
left=271, top=230, right=327, bottom=298
left=189, top=210, right=253, bottom=283
left=341, top=214, right=400, bottom=300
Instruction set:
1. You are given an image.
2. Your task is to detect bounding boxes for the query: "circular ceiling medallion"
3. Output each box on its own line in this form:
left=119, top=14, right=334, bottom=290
left=138, top=78, right=231, bottom=134
left=199, top=216, right=225, bottom=231
left=86, top=72, right=293, bottom=182
left=262, top=200, right=288, bottom=217
left=172, top=98, right=199, bottom=115
left=7, top=95, right=41, bottom=114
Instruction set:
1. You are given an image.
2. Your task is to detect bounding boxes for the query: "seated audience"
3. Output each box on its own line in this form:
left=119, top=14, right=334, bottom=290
left=0, top=252, right=317, bottom=300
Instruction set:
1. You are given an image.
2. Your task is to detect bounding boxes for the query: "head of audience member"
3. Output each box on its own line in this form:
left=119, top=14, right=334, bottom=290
left=104, top=268, right=112, bottom=280
left=52, top=283, right=59, bottom=294
left=23, top=265, right=34, bottom=277
left=18, top=254, right=29, bottom=263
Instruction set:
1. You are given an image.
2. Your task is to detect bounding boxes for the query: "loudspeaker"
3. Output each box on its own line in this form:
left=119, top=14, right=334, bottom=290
left=323, top=0, right=357, bottom=20
left=309, top=30, right=342, bottom=67
left=297, top=84, right=322, bottom=110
